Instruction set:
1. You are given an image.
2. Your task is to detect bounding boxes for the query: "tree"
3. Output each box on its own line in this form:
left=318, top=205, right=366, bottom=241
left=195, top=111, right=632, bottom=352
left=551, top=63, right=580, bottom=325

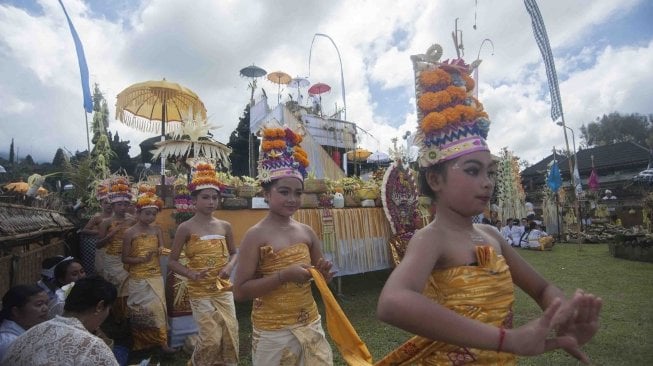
left=227, top=104, right=259, bottom=177
left=580, top=112, right=653, bottom=148
left=9, top=138, right=14, bottom=165
left=23, top=154, right=35, bottom=166
left=51, top=148, right=67, bottom=168
left=108, top=131, right=135, bottom=175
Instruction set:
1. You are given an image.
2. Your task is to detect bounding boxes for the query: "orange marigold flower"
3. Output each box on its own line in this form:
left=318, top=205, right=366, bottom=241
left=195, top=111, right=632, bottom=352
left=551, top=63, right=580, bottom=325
left=446, top=85, right=467, bottom=101
left=294, top=146, right=308, bottom=159
left=262, top=141, right=274, bottom=151
left=463, top=74, right=475, bottom=91
left=421, top=112, right=447, bottom=133
left=419, top=69, right=452, bottom=87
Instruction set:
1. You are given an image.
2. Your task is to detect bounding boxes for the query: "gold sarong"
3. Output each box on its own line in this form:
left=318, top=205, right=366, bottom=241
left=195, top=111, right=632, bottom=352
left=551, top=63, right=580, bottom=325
left=309, top=246, right=516, bottom=366
left=376, top=245, right=516, bottom=365
left=185, top=235, right=238, bottom=365
left=126, top=234, right=168, bottom=351
left=250, top=243, right=332, bottom=365
left=103, top=221, right=129, bottom=294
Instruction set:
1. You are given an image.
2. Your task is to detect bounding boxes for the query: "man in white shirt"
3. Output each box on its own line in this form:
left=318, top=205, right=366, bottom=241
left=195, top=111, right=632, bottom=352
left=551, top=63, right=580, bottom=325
left=500, top=218, right=514, bottom=246
left=510, top=219, right=525, bottom=248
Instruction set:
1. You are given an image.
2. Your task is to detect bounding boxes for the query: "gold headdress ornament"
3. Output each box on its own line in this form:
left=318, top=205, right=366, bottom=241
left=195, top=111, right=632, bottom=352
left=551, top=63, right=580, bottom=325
left=257, top=123, right=309, bottom=183
left=188, top=160, right=223, bottom=193
left=412, top=43, right=490, bottom=168
left=108, top=173, right=133, bottom=203
left=135, top=182, right=163, bottom=210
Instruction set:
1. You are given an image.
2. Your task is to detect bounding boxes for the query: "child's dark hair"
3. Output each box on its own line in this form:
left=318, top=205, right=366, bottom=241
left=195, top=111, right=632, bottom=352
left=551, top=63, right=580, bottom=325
left=190, top=187, right=220, bottom=198
left=260, top=179, right=303, bottom=193
left=418, top=163, right=449, bottom=200
left=0, top=285, right=45, bottom=322
left=64, top=275, right=117, bottom=313
left=54, top=257, right=82, bottom=286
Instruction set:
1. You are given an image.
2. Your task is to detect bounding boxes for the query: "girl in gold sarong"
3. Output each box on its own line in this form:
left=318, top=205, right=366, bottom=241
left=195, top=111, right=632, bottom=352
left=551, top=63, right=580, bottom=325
left=168, top=163, right=239, bottom=366
left=375, top=43, right=603, bottom=365
left=122, top=184, right=176, bottom=353
left=233, top=125, right=335, bottom=366
left=97, top=175, right=135, bottom=321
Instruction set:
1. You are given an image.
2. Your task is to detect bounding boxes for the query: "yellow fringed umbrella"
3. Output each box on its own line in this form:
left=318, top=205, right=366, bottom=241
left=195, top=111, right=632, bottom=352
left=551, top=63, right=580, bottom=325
left=115, top=79, right=207, bottom=187
left=346, top=148, right=372, bottom=162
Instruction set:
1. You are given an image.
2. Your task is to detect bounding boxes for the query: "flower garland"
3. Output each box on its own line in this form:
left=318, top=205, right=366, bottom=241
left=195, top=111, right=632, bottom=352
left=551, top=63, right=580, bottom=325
left=188, top=163, right=223, bottom=192
left=419, top=68, right=452, bottom=87
left=417, top=85, right=467, bottom=113
left=421, top=104, right=483, bottom=134
left=136, top=193, right=163, bottom=210
left=293, top=146, right=309, bottom=168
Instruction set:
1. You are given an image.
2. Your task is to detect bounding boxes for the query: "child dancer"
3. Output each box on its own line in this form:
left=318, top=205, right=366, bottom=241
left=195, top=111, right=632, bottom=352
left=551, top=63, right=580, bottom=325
left=233, top=125, right=335, bottom=366
left=376, top=43, right=602, bottom=365
left=168, top=163, right=239, bottom=366
left=97, top=174, right=135, bottom=320
left=122, top=184, right=176, bottom=353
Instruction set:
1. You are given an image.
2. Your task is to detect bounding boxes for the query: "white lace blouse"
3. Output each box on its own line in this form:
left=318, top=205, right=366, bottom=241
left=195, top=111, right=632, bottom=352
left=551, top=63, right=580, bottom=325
left=1, top=316, right=118, bottom=365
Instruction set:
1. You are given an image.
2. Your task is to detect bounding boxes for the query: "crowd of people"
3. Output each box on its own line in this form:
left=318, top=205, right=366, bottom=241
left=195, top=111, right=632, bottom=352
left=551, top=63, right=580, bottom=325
left=0, top=42, right=602, bottom=366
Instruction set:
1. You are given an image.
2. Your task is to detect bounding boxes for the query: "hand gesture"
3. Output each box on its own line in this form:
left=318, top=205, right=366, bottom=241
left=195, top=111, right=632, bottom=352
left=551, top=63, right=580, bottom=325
left=280, top=264, right=312, bottom=283
left=218, top=264, right=233, bottom=279
left=190, top=268, right=210, bottom=281
left=556, top=289, right=603, bottom=363
left=314, top=258, right=337, bottom=282
left=143, top=250, right=156, bottom=262
left=505, top=298, right=582, bottom=359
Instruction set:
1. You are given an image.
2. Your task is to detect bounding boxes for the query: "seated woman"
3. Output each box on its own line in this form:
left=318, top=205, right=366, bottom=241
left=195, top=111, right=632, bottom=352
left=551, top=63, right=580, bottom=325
left=48, top=257, right=87, bottom=318
left=36, top=256, right=86, bottom=318
left=0, top=285, right=49, bottom=361
left=2, top=275, right=118, bottom=365
left=524, top=221, right=553, bottom=250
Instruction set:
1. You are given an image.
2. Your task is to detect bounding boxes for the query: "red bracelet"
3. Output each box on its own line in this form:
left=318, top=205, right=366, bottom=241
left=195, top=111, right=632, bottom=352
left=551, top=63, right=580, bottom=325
left=497, top=326, right=506, bottom=353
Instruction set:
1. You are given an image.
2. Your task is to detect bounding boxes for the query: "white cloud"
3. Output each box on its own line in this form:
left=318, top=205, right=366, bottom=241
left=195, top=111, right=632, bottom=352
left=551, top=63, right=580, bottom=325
left=0, top=0, right=651, bottom=168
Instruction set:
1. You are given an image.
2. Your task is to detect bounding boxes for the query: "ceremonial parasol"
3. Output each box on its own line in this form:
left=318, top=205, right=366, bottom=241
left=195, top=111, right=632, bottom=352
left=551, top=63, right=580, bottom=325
left=366, top=151, right=391, bottom=164
left=239, top=64, right=267, bottom=104
left=346, top=148, right=372, bottom=162
left=308, top=82, right=331, bottom=95
left=267, top=71, right=291, bottom=104
left=151, top=117, right=232, bottom=170
left=287, top=76, right=310, bottom=102
left=115, top=79, right=207, bottom=188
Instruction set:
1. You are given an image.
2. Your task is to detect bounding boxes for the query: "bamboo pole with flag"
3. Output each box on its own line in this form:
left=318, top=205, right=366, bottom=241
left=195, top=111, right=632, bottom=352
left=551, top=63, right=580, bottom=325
left=525, top=0, right=581, bottom=243
left=58, top=0, right=93, bottom=152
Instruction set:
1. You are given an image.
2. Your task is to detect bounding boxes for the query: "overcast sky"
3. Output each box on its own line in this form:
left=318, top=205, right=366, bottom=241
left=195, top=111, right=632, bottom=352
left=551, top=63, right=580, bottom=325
left=1, top=0, right=652, bottom=166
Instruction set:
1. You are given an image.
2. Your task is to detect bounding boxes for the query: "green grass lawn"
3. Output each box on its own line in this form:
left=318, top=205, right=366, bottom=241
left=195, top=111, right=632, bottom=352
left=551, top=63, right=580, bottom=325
left=141, top=243, right=652, bottom=365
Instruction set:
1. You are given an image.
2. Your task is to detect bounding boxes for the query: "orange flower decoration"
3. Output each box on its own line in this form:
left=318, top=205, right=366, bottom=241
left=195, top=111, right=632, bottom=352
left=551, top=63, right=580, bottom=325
left=419, top=69, right=452, bottom=87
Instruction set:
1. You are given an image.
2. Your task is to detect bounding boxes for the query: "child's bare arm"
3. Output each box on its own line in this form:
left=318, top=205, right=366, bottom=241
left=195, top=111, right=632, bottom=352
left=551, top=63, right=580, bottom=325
left=219, top=222, right=237, bottom=279
left=168, top=223, right=200, bottom=279
left=306, top=225, right=335, bottom=282
left=96, top=219, right=112, bottom=248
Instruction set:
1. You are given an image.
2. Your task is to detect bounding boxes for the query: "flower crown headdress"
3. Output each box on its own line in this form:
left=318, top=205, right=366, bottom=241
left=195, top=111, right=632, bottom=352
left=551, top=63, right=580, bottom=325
left=412, top=43, right=490, bottom=168
left=108, top=173, right=132, bottom=203
left=257, top=124, right=309, bottom=183
left=135, top=182, right=163, bottom=210
left=188, top=161, right=223, bottom=193
left=95, top=178, right=111, bottom=201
